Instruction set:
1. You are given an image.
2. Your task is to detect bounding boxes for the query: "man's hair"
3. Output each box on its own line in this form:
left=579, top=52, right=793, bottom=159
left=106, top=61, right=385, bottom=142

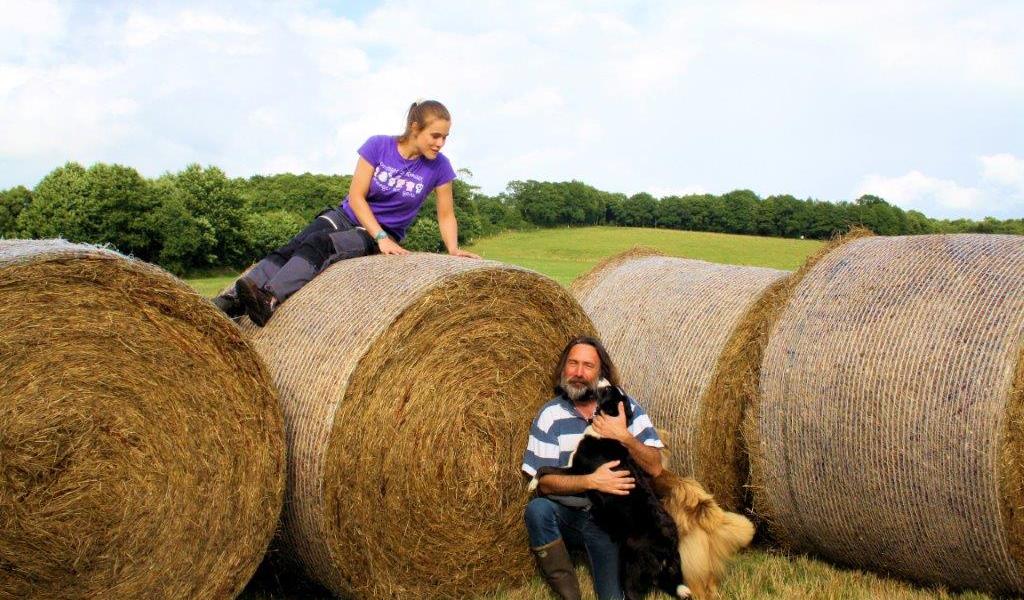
left=552, top=335, right=621, bottom=394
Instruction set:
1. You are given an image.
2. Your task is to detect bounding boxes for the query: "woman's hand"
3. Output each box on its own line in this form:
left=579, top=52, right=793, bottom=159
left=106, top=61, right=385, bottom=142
left=449, top=248, right=481, bottom=259
left=377, top=237, right=409, bottom=256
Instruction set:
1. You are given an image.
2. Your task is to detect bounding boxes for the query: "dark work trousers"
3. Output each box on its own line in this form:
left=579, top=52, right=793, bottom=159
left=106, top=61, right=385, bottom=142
left=242, top=207, right=379, bottom=303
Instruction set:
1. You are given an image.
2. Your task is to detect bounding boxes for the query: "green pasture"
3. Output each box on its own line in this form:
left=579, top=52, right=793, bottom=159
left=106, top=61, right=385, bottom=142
left=186, top=226, right=822, bottom=295
left=192, top=227, right=992, bottom=600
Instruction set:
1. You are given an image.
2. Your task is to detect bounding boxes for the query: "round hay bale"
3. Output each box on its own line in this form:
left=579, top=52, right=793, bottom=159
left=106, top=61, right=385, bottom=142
left=751, top=233, right=1024, bottom=594
left=571, top=248, right=788, bottom=510
left=242, top=253, right=594, bottom=599
left=0, top=240, right=285, bottom=599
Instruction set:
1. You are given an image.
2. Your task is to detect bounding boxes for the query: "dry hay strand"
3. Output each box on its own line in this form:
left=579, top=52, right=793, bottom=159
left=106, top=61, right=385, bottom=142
left=241, top=253, right=595, bottom=599
left=750, top=233, right=1024, bottom=595
left=571, top=249, right=788, bottom=512
left=0, top=240, right=285, bottom=599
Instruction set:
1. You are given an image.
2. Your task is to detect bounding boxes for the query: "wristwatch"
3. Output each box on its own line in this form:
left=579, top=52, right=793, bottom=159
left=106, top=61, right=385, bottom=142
left=374, top=230, right=388, bottom=244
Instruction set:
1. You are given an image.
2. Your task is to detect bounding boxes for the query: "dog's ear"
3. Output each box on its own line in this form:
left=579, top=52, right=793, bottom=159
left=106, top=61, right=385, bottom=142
left=614, top=387, right=634, bottom=423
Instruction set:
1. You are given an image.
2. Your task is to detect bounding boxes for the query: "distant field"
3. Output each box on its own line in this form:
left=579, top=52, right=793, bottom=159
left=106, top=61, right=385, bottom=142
left=205, top=227, right=990, bottom=600
left=468, top=226, right=821, bottom=286
left=187, top=226, right=821, bottom=294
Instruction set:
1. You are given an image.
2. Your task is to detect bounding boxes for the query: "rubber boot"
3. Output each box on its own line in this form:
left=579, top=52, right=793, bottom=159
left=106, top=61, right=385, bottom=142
left=531, top=539, right=582, bottom=600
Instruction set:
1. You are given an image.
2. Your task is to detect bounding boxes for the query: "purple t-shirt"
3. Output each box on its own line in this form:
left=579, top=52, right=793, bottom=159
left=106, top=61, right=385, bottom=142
left=341, top=135, right=457, bottom=241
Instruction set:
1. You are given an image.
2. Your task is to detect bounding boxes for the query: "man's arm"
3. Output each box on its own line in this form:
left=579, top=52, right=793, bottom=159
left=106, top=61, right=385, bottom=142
left=536, top=460, right=636, bottom=496
left=590, top=402, right=664, bottom=477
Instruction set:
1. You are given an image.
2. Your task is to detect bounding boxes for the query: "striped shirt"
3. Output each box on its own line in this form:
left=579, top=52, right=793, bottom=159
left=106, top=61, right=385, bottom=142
left=521, top=394, right=664, bottom=477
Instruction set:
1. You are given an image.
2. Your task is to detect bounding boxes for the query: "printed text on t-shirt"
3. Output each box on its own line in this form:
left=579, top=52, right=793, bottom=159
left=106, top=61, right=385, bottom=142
left=374, top=164, right=425, bottom=197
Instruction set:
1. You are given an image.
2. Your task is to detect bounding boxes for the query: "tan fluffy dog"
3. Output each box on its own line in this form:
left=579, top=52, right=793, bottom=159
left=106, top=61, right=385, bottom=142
left=654, top=471, right=755, bottom=599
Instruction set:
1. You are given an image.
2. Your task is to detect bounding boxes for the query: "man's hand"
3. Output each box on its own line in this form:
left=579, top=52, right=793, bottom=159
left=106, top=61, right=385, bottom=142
left=449, top=248, right=481, bottom=259
left=591, top=401, right=630, bottom=443
left=586, top=460, right=634, bottom=496
left=378, top=237, right=409, bottom=256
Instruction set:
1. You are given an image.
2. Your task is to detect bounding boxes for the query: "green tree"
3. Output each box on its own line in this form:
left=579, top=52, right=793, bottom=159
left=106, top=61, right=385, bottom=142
left=719, top=190, right=759, bottom=234
left=17, top=162, right=159, bottom=260
left=403, top=217, right=443, bottom=252
left=241, top=210, right=306, bottom=260
left=618, top=192, right=658, bottom=227
left=150, top=181, right=218, bottom=274
left=0, top=186, right=32, bottom=237
left=239, top=173, right=351, bottom=220
left=163, top=164, right=248, bottom=267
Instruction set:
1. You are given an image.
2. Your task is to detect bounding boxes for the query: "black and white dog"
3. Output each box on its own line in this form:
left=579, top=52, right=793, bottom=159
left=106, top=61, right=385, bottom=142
left=531, top=384, right=690, bottom=599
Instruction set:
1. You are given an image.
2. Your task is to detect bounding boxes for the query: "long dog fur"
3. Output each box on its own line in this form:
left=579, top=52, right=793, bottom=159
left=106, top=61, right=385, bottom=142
left=654, top=470, right=755, bottom=599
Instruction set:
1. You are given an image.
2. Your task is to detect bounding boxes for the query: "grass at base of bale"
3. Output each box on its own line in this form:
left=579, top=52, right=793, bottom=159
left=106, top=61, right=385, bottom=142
left=239, top=548, right=996, bottom=600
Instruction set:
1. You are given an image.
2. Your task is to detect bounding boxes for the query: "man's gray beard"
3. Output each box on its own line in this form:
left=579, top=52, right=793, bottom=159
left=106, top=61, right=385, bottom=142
left=560, top=375, right=596, bottom=402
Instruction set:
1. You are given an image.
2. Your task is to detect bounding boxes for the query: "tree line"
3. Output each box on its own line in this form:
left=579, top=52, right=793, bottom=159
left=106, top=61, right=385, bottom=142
left=1, top=162, right=1021, bottom=275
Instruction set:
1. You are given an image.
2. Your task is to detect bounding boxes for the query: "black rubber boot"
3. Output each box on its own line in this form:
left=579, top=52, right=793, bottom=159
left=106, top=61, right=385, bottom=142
left=212, top=292, right=245, bottom=320
left=531, top=539, right=582, bottom=600
left=235, top=277, right=277, bottom=327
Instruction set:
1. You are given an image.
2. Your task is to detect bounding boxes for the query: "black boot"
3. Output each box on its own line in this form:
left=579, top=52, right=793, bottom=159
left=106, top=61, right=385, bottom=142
left=212, top=291, right=245, bottom=320
left=235, top=277, right=277, bottom=327
left=531, top=539, right=581, bottom=600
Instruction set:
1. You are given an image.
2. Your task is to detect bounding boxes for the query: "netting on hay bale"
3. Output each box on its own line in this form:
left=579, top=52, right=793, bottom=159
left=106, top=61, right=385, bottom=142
left=241, top=253, right=595, bottom=599
left=0, top=240, right=285, bottom=599
left=748, top=233, right=1024, bottom=594
left=571, top=247, right=788, bottom=511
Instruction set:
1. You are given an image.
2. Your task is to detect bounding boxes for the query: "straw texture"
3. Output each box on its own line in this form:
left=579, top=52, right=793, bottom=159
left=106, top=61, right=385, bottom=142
left=0, top=240, right=285, bottom=599
left=571, top=249, right=787, bottom=511
left=243, top=253, right=594, bottom=599
left=752, top=234, right=1024, bottom=594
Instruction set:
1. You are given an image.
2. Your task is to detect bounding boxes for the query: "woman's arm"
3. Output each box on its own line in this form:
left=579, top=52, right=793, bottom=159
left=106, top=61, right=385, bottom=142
left=347, top=157, right=408, bottom=255
left=435, top=183, right=480, bottom=259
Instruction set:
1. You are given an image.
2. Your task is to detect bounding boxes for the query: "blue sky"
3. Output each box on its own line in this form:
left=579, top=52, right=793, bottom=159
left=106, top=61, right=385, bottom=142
left=1, top=0, right=1022, bottom=219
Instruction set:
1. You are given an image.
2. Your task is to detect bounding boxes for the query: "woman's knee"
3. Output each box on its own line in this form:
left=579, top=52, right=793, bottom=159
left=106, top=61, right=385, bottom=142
left=294, top=230, right=334, bottom=265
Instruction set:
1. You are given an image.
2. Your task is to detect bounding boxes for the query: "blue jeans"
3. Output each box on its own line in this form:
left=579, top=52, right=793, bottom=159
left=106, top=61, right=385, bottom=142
left=525, top=497, right=623, bottom=600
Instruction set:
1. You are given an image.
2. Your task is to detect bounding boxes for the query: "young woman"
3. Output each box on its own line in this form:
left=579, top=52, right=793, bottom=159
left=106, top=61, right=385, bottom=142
left=215, top=100, right=480, bottom=326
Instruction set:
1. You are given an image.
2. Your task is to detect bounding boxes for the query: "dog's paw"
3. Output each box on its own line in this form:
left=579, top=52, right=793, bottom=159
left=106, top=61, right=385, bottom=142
left=676, top=584, right=692, bottom=598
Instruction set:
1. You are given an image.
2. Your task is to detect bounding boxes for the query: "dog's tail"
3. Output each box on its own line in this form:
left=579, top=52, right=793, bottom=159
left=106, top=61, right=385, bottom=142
left=707, top=510, right=755, bottom=569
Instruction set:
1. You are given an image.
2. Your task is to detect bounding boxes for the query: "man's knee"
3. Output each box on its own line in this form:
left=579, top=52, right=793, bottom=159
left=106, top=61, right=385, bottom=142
left=525, top=496, right=559, bottom=527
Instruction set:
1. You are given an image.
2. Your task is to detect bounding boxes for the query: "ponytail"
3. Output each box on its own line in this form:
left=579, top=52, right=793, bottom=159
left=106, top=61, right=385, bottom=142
left=399, top=99, right=451, bottom=142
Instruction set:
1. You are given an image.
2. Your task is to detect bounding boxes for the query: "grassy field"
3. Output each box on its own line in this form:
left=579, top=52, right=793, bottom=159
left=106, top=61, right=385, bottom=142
left=467, top=226, right=821, bottom=285
left=187, top=226, right=823, bottom=295
left=195, top=228, right=996, bottom=600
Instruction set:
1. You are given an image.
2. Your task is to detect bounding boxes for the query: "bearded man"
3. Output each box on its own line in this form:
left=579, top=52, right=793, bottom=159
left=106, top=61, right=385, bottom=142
left=522, top=336, right=665, bottom=600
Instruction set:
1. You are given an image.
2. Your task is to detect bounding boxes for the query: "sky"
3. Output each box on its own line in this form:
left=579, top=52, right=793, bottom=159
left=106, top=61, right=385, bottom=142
left=1, top=0, right=1022, bottom=220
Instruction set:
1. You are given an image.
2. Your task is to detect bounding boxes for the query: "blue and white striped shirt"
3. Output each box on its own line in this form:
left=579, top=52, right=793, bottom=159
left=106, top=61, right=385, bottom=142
left=521, top=394, right=664, bottom=477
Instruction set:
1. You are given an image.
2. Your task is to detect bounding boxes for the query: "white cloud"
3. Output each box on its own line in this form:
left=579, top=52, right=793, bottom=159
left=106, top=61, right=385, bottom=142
left=980, top=153, right=1024, bottom=189
left=0, top=1, right=1022, bottom=222
left=0, top=0, right=67, bottom=58
left=0, top=64, right=137, bottom=157
left=730, top=0, right=1024, bottom=89
left=123, top=14, right=170, bottom=47
left=856, top=171, right=982, bottom=216
left=497, top=88, right=565, bottom=117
